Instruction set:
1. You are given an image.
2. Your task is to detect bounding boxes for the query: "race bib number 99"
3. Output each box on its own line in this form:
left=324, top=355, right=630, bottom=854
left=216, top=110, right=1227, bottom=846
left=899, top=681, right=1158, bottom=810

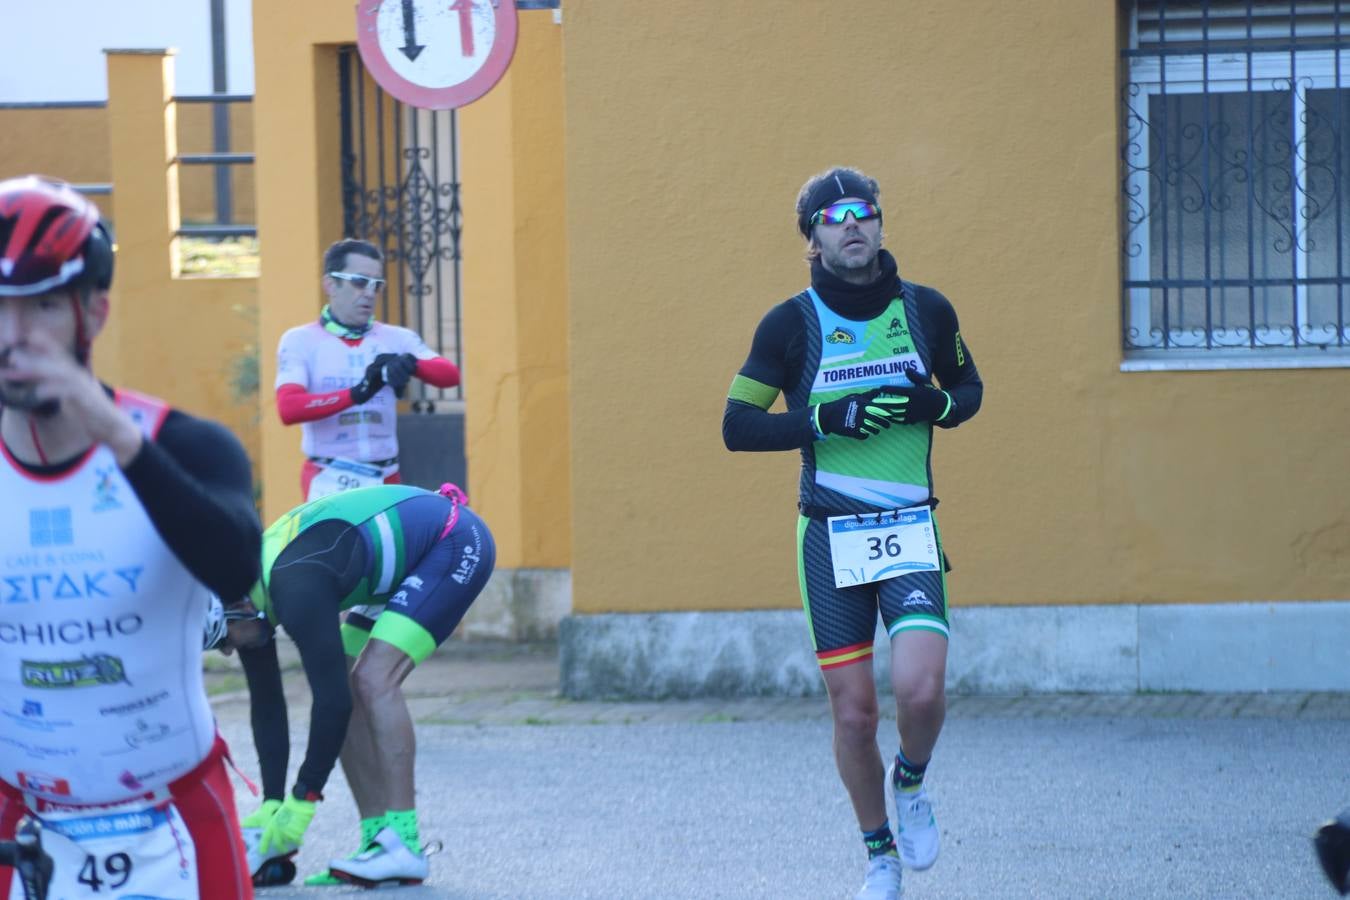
left=308, top=457, right=387, bottom=500
left=827, top=507, right=940, bottom=588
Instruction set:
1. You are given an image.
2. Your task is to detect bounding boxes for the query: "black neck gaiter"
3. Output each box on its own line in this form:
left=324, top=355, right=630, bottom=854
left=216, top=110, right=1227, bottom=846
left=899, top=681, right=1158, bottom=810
left=810, top=249, right=902, bottom=321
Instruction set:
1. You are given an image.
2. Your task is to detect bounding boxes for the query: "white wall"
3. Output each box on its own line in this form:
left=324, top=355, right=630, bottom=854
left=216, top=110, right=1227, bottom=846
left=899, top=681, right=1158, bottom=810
left=0, top=0, right=254, bottom=102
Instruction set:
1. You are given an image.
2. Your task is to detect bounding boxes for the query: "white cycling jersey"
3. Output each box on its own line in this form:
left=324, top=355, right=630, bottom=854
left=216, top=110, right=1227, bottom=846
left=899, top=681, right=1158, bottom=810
left=0, top=390, right=215, bottom=806
left=276, top=320, right=434, bottom=462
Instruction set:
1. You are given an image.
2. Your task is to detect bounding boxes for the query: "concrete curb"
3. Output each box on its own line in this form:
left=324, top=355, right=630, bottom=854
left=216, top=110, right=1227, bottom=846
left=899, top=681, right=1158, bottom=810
left=460, top=567, right=571, bottom=641
left=560, top=601, right=1350, bottom=699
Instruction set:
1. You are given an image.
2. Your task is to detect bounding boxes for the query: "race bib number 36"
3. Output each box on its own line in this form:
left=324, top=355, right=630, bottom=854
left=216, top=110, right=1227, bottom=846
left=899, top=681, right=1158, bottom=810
left=827, top=507, right=940, bottom=588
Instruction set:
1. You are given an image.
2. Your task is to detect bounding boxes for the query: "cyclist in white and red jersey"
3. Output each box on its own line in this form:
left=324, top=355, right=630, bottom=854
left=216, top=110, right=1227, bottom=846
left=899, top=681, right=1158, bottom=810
left=274, top=239, right=461, bottom=500
left=0, top=175, right=262, bottom=898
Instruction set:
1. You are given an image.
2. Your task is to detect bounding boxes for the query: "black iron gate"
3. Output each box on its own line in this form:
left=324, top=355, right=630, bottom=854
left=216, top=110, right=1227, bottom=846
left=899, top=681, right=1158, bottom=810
left=338, top=46, right=467, bottom=492
left=337, top=45, right=464, bottom=410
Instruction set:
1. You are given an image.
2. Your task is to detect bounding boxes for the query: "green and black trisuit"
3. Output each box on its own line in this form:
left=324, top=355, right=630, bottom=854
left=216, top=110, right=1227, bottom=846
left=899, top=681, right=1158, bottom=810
left=723, top=250, right=982, bottom=669
left=239, top=484, right=495, bottom=801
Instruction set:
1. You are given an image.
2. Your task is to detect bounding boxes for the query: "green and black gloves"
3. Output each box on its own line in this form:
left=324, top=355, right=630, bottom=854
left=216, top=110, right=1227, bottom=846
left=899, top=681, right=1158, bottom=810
left=882, top=370, right=953, bottom=425
left=813, top=371, right=953, bottom=440
left=240, top=798, right=282, bottom=837
left=257, top=793, right=318, bottom=859
left=813, top=390, right=909, bottom=440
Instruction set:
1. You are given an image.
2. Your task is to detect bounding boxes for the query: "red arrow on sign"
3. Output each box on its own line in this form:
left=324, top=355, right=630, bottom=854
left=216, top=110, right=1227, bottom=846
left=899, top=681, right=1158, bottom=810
left=356, top=0, right=519, bottom=110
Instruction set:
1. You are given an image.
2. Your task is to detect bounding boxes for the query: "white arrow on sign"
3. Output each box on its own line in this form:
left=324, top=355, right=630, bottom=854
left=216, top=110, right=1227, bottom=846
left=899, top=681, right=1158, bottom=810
left=357, top=0, right=519, bottom=110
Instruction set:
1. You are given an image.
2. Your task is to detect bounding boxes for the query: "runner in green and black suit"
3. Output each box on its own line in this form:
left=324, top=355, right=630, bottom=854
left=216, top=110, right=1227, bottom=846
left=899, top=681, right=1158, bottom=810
left=216, top=483, right=494, bottom=888
left=722, top=167, right=981, bottom=900
left=724, top=242, right=982, bottom=665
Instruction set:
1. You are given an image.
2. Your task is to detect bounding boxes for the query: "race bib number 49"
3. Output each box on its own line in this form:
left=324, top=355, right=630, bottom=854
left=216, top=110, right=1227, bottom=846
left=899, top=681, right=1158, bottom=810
left=827, top=507, right=940, bottom=588
left=20, top=801, right=199, bottom=899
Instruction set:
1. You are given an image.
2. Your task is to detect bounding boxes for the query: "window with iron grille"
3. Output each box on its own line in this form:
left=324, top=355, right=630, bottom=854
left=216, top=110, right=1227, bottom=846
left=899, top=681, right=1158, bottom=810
left=1121, top=1, right=1350, bottom=368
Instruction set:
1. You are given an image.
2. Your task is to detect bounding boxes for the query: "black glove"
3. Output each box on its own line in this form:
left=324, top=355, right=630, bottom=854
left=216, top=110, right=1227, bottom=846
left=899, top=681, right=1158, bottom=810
left=813, top=389, right=909, bottom=440
left=878, top=370, right=954, bottom=425
left=382, top=353, right=419, bottom=396
left=349, top=358, right=388, bottom=405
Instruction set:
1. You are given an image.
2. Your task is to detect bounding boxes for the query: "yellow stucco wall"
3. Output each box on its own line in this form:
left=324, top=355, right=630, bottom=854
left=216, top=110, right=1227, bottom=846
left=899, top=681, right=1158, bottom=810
left=9, top=52, right=265, bottom=477
left=97, top=275, right=259, bottom=465
left=564, top=0, right=1350, bottom=614
left=54, top=1, right=1346, bottom=617
left=0, top=108, right=109, bottom=186
left=460, top=15, right=571, bottom=569
left=253, top=3, right=358, bottom=522
left=253, top=2, right=570, bottom=571
left=93, top=52, right=259, bottom=472
left=0, top=95, right=258, bottom=460
left=0, top=103, right=255, bottom=225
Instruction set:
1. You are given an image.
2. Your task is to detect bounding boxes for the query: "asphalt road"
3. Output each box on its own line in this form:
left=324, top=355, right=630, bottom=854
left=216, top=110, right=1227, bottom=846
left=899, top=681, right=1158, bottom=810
left=206, top=640, right=1350, bottom=899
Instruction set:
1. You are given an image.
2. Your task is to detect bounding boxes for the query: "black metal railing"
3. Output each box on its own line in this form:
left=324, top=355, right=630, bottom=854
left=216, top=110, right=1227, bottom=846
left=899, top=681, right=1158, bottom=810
left=337, top=46, right=464, bottom=406
left=0, top=95, right=255, bottom=240
left=0, top=101, right=107, bottom=110
left=1121, top=0, right=1350, bottom=359
left=178, top=152, right=254, bottom=166
left=173, top=93, right=255, bottom=239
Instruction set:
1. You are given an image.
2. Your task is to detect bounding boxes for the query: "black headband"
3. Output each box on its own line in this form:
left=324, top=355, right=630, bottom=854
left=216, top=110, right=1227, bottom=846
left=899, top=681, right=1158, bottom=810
left=798, top=170, right=880, bottom=238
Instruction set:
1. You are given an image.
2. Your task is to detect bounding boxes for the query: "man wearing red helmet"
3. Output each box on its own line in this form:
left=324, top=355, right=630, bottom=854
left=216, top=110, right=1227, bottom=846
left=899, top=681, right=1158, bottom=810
left=0, top=175, right=262, bottom=897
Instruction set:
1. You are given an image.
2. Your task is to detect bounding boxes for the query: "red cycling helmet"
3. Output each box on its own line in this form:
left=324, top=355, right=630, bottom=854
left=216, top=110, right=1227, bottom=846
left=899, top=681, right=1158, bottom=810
left=0, top=175, right=110, bottom=298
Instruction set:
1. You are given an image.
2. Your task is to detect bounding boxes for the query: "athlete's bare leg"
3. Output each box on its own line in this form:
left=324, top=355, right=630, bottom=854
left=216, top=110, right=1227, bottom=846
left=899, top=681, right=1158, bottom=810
left=347, top=638, right=418, bottom=811
left=822, top=660, right=887, bottom=831
left=889, top=630, right=947, bottom=763
left=338, top=654, right=389, bottom=819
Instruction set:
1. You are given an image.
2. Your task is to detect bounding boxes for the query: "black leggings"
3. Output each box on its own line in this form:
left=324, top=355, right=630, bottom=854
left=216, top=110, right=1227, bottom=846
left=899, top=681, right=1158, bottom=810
left=241, top=521, right=366, bottom=797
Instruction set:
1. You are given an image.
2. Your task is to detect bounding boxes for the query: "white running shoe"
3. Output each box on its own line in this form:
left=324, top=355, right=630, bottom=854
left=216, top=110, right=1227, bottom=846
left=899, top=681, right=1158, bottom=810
left=887, top=763, right=939, bottom=871
left=241, top=826, right=262, bottom=873
left=855, top=853, right=903, bottom=900
left=328, top=826, right=428, bottom=887
left=242, top=826, right=297, bottom=877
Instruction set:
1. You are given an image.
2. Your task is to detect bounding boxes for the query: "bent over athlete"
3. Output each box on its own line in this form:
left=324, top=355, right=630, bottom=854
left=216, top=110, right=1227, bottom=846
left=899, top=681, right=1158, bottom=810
left=723, top=167, right=982, bottom=900
left=213, top=484, right=495, bottom=888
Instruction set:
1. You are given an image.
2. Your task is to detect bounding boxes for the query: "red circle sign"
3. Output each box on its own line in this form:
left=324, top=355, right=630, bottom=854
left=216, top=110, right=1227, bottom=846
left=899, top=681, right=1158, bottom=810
left=355, top=0, right=518, bottom=110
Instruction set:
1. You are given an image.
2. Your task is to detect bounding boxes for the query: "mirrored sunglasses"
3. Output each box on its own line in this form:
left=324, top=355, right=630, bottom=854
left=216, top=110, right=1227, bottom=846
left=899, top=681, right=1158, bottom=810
left=223, top=604, right=267, bottom=625
left=328, top=271, right=387, bottom=291
left=810, top=201, right=881, bottom=226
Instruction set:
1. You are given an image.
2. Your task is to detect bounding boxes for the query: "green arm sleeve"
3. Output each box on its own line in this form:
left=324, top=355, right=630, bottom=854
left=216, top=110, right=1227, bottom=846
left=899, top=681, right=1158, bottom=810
left=723, top=376, right=816, bottom=452
left=727, top=374, right=780, bottom=410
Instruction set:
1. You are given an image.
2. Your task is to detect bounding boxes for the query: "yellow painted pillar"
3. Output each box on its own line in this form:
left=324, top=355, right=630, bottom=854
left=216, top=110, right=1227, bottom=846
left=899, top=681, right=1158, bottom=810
left=253, top=42, right=346, bottom=523
left=103, top=49, right=181, bottom=390
left=460, top=12, right=570, bottom=570
left=250, top=5, right=571, bottom=577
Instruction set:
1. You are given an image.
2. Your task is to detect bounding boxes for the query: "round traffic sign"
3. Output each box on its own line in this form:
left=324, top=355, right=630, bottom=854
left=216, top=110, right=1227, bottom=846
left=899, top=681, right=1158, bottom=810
left=356, top=0, right=518, bottom=110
